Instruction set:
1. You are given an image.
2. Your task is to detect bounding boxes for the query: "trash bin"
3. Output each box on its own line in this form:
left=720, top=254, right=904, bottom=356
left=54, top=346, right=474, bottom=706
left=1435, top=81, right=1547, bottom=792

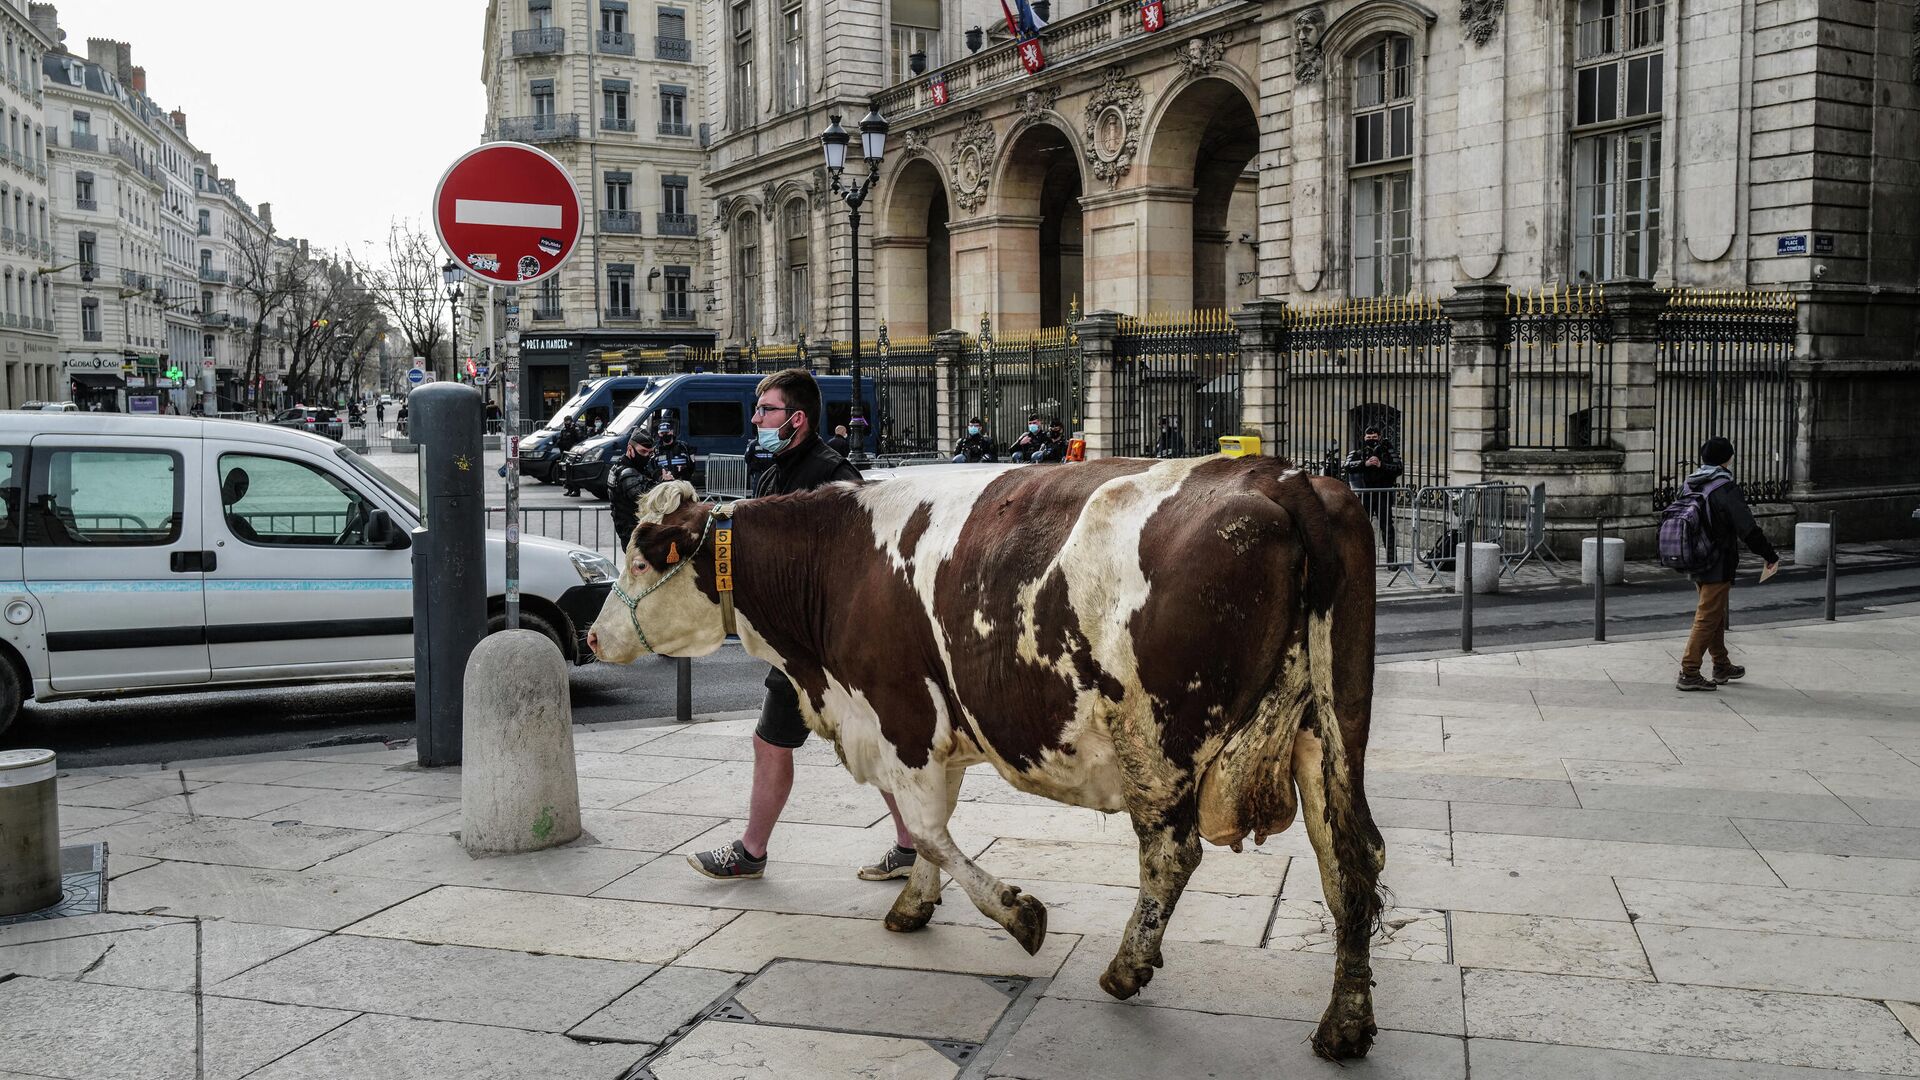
left=0, top=748, right=61, bottom=916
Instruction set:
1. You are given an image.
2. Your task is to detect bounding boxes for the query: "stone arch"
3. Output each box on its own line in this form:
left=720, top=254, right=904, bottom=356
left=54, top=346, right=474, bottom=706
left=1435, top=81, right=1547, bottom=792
left=982, top=119, right=1085, bottom=330
left=1137, top=74, right=1262, bottom=312
left=876, top=154, right=954, bottom=338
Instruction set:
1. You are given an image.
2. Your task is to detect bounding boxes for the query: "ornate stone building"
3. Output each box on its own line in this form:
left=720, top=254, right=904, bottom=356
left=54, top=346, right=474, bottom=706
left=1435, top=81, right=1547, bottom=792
left=0, top=0, right=55, bottom=408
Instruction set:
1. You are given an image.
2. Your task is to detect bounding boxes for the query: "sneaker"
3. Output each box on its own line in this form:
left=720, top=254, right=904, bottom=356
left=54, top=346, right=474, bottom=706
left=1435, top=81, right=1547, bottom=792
left=1711, top=664, right=1746, bottom=684
left=1675, top=671, right=1718, bottom=692
left=687, top=840, right=767, bottom=880
left=857, top=844, right=918, bottom=881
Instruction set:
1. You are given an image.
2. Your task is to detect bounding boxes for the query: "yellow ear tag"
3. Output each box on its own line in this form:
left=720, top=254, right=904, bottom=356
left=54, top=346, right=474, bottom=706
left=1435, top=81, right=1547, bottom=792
left=666, top=542, right=680, bottom=565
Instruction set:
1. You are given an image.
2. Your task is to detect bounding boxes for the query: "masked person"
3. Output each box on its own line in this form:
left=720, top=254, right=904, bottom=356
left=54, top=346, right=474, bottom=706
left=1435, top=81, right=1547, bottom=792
left=607, top=430, right=661, bottom=546
left=1154, top=416, right=1187, bottom=458
left=556, top=416, right=586, bottom=497
left=688, top=368, right=920, bottom=883
left=1343, top=425, right=1404, bottom=560
left=952, top=417, right=997, bottom=463
left=1037, top=418, right=1069, bottom=462
left=654, top=421, right=696, bottom=484
left=1007, top=414, right=1050, bottom=463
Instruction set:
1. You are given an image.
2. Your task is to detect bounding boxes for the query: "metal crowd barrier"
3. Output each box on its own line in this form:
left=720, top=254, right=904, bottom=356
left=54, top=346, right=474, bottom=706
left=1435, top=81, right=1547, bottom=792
left=488, top=505, right=621, bottom=559
left=1403, top=483, right=1553, bottom=582
left=703, top=454, right=752, bottom=499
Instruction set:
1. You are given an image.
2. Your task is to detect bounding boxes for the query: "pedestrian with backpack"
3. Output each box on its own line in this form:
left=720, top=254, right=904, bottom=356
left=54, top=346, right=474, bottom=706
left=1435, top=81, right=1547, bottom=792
left=1661, top=436, right=1781, bottom=692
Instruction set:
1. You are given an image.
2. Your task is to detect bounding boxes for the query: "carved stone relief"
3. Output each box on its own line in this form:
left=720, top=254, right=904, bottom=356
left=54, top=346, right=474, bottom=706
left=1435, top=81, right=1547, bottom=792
left=899, top=128, right=932, bottom=158
left=1177, top=32, right=1232, bottom=80
left=1014, top=85, right=1061, bottom=129
left=716, top=195, right=736, bottom=230
left=1460, top=0, right=1504, bottom=47
left=1294, top=7, right=1326, bottom=84
left=1083, top=67, right=1144, bottom=189
left=950, top=111, right=997, bottom=213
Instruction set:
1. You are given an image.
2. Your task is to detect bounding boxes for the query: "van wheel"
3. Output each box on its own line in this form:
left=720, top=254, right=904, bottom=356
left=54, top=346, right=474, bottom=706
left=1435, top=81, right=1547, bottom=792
left=486, top=610, right=568, bottom=661
left=0, top=661, right=20, bottom=739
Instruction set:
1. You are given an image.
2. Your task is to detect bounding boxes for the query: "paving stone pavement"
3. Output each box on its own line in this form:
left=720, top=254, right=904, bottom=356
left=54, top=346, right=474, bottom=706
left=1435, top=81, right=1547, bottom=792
left=4, top=607, right=1919, bottom=1079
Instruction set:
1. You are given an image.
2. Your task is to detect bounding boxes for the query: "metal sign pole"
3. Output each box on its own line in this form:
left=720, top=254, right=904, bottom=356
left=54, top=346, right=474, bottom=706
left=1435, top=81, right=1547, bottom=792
left=503, top=287, right=521, bottom=630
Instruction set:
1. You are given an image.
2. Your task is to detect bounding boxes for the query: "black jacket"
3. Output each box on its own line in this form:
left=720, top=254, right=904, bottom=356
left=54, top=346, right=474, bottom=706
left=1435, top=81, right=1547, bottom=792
left=825, top=434, right=850, bottom=457
left=655, top=439, right=695, bottom=483
left=1155, top=427, right=1187, bottom=457
left=953, top=433, right=998, bottom=463
left=1343, top=439, right=1404, bottom=489
left=607, top=454, right=661, bottom=545
left=1008, top=430, right=1052, bottom=459
left=755, top=433, right=861, bottom=497
left=1689, top=472, right=1781, bottom=584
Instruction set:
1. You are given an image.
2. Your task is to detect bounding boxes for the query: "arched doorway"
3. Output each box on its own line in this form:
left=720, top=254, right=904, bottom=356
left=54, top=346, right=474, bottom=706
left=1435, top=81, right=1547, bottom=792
left=998, top=122, right=1084, bottom=330
left=1141, top=78, right=1260, bottom=311
left=877, top=156, right=953, bottom=338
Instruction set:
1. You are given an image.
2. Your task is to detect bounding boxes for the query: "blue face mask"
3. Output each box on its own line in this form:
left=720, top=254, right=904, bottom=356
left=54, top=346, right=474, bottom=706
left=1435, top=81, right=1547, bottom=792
left=1028, top=423, right=1040, bottom=434
left=968, top=425, right=980, bottom=436
left=757, top=425, right=792, bottom=454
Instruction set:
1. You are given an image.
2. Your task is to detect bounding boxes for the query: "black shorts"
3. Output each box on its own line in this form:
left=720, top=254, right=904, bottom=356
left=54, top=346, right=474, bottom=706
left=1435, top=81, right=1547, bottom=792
left=755, top=668, right=810, bottom=749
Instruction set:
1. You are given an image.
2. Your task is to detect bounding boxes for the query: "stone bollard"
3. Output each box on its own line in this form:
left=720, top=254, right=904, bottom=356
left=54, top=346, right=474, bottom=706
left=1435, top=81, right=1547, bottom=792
left=1581, top=536, right=1627, bottom=586
left=0, top=749, right=61, bottom=916
left=461, top=630, right=582, bottom=855
left=1454, top=542, right=1501, bottom=594
left=1795, top=522, right=1832, bottom=567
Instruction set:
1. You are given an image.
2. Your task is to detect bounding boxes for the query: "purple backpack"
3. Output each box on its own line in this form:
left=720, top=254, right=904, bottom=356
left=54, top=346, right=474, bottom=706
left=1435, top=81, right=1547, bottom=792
left=1658, top=476, right=1731, bottom=573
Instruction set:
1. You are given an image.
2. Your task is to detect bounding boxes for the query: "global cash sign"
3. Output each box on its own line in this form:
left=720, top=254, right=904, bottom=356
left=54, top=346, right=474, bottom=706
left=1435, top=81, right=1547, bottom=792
left=432, top=142, right=583, bottom=287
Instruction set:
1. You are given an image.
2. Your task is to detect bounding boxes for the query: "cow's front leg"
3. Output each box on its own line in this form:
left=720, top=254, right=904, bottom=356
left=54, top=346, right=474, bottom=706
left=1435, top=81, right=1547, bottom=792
left=1294, top=726, right=1383, bottom=1061
left=889, top=764, right=1048, bottom=955
left=1101, top=802, right=1201, bottom=1000
left=884, top=765, right=962, bottom=933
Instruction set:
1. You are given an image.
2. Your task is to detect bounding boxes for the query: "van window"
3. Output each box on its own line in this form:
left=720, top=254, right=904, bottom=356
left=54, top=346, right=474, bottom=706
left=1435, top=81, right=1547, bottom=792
left=0, top=448, right=20, bottom=544
left=218, top=453, right=378, bottom=547
left=29, top=449, right=183, bottom=546
left=687, top=400, right=745, bottom=439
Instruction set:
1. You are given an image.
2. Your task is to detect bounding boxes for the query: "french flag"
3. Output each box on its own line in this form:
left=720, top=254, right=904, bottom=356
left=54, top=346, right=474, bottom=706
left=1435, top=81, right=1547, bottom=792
left=1000, top=0, right=1048, bottom=38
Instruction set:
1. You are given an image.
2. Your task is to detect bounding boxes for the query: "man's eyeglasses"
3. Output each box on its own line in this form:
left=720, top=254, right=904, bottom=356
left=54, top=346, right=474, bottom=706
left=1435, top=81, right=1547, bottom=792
left=752, top=405, right=792, bottom=419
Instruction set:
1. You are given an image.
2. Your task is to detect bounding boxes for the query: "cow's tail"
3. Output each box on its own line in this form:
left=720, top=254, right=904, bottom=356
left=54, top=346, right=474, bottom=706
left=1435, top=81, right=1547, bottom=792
left=1281, top=469, right=1389, bottom=945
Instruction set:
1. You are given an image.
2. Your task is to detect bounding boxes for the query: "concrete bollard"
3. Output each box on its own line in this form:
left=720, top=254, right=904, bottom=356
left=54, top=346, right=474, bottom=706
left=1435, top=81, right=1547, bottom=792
left=461, top=630, right=582, bottom=855
left=1795, top=522, right=1832, bottom=567
left=0, top=749, right=62, bottom=916
left=1454, top=542, right=1501, bottom=594
left=1581, top=536, right=1627, bottom=586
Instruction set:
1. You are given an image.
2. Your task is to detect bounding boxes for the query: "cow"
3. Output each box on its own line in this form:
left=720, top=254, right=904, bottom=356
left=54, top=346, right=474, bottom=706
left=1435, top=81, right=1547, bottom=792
left=586, top=456, right=1387, bottom=1059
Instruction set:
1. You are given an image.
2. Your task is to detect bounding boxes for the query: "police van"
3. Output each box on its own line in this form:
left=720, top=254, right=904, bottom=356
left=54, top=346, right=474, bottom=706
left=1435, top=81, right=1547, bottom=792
left=0, top=414, right=618, bottom=735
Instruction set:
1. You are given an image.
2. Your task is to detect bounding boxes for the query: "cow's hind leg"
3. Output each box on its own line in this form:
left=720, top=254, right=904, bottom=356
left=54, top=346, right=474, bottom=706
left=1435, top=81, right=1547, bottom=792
left=1100, top=801, right=1201, bottom=1000
left=884, top=764, right=962, bottom=933
left=888, top=764, right=1048, bottom=955
left=1294, top=723, right=1384, bottom=1060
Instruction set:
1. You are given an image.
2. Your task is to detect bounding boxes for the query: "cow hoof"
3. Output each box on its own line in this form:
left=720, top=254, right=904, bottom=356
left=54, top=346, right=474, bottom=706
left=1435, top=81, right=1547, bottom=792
left=1098, top=958, right=1155, bottom=1000
left=1006, top=892, right=1049, bottom=956
left=884, top=899, right=937, bottom=933
left=1310, top=1009, right=1377, bottom=1061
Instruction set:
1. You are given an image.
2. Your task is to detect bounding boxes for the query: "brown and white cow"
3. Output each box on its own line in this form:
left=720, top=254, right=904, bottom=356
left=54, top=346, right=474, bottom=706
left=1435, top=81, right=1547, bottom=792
left=588, top=456, right=1387, bottom=1059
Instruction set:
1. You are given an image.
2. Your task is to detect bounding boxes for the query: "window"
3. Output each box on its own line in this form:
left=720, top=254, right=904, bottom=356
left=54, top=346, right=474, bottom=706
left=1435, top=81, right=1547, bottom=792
left=607, top=263, right=635, bottom=317
left=658, top=6, right=686, bottom=39
left=1348, top=35, right=1415, bottom=298
left=662, top=175, right=688, bottom=217
left=1572, top=0, right=1664, bottom=282
left=687, top=400, right=745, bottom=438
left=529, top=0, right=555, bottom=30
left=657, top=6, right=689, bottom=59
left=604, top=170, right=632, bottom=212
left=74, top=171, right=94, bottom=209
left=890, top=0, right=941, bottom=82
left=0, top=449, right=19, bottom=545
left=663, top=265, right=691, bottom=320
left=77, top=230, right=96, bottom=270
left=730, top=0, right=755, bottom=128
left=80, top=298, right=99, bottom=339
left=537, top=276, right=562, bottom=317
left=781, top=199, right=809, bottom=337
left=602, top=79, right=631, bottom=130
left=71, top=110, right=89, bottom=136
left=200, top=289, right=213, bottom=313
left=530, top=79, right=556, bottom=123
left=659, top=84, right=689, bottom=135
left=734, top=212, right=760, bottom=336
left=216, top=454, right=380, bottom=547
left=779, top=5, right=805, bottom=111
left=30, top=449, right=182, bottom=546
left=602, top=0, right=629, bottom=32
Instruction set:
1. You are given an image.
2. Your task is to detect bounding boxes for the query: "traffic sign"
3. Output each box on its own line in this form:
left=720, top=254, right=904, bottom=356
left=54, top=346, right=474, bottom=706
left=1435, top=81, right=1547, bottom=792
left=432, top=142, right=582, bottom=286
left=201, top=357, right=215, bottom=369
left=406, top=368, right=426, bottom=386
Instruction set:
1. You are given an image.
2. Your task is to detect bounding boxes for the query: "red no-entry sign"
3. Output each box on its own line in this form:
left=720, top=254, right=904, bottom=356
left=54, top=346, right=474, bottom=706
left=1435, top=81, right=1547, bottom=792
left=432, top=142, right=581, bottom=286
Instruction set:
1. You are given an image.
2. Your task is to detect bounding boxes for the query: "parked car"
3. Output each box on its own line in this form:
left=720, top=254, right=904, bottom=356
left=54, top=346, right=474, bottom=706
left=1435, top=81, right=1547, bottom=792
left=519, top=376, right=660, bottom=484
left=17, top=401, right=78, bottom=412
left=558, top=373, right=876, bottom=498
left=0, top=413, right=619, bottom=735
left=269, top=406, right=344, bottom=441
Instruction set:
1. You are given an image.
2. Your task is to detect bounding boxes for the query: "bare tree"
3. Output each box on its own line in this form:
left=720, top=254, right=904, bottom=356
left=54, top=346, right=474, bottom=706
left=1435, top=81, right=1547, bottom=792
left=362, top=220, right=447, bottom=367
left=230, top=227, right=302, bottom=411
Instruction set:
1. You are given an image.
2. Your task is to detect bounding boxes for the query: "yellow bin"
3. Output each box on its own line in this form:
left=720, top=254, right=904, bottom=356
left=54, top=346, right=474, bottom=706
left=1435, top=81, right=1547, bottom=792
left=1217, top=435, right=1262, bottom=458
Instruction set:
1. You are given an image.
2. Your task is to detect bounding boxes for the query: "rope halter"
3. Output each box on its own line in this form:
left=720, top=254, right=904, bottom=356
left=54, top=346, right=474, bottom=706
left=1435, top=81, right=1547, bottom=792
left=609, top=504, right=736, bottom=654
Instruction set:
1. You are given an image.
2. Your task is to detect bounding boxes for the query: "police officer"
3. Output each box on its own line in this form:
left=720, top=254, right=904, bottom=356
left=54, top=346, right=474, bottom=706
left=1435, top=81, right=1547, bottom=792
left=952, top=416, right=997, bottom=463
left=607, top=430, right=661, bottom=548
left=654, top=421, right=696, bottom=484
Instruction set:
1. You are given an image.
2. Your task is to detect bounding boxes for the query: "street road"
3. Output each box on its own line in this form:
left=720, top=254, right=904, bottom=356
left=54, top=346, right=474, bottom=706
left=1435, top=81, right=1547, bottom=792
left=13, top=556, right=1914, bottom=768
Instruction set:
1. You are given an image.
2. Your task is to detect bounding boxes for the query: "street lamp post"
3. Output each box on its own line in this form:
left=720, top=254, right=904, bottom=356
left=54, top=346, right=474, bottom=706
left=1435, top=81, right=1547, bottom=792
left=819, top=104, right=889, bottom=465
left=441, top=260, right=464, bottom=383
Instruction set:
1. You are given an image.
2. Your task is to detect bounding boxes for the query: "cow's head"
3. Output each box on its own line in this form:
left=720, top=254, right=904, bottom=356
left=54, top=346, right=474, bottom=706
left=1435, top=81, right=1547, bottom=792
left=586, top=481, right=730, bottom=663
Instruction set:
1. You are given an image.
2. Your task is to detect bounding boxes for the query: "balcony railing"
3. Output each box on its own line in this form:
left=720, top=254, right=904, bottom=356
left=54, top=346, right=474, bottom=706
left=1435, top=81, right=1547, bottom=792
left=39, top=240, right=49, bottom=259
left=108, top=138, right=160, bottom=182
left=197, top=223, right=210, bottom=235
left=532, top=307, right=563, bottom=321
left=600, top=115, right=635, bottom=133
left=68, top=131, right=98, bottom=152
left=599, top=30, right=635, bottom=54
left=656, top=212, right=699, bottom=237
left=75, top=197, right=97, bottom=211
left=605, top=306, right=637, bottom=320
left=79, top=262, right=99, bottom=280
left=655, top=35, right=691, bottom=61
left=200, top=268, right=229, bottom=283
left=82, top=328, right=102, bottom=342
left=121, top=268, right=140, bottom=287
left=600, top=209, right=639, bottom=233
left=202, top=312, right=231, bottom=327
left=661, top=308, right=695, bottom=322
left=2, top=228, right=13, bottom=247
left=658, top=121, right=693, bottom=137
left=493, top=114, right=580, bottom=143
left=511, top=27, right=565, bottom=55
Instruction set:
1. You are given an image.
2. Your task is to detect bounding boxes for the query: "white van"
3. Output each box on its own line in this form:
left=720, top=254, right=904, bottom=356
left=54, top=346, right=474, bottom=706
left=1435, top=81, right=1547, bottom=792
left=0, top=414, right=617, bottom=735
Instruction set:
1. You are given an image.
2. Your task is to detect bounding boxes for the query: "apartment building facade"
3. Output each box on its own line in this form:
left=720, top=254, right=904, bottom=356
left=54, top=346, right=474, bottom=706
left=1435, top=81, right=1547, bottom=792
left=481, top=0, right=718, bottom=422
left=0, top=0, right=54, bottom=407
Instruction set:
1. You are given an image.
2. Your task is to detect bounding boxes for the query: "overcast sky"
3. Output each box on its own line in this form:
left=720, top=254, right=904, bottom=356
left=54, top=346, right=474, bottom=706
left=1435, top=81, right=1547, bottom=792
left=47, top=0, right=488, bottom=259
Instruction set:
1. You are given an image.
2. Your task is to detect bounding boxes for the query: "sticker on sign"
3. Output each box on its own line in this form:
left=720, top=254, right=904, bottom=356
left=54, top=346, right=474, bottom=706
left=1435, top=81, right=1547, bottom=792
left=433, top=142, right=582, bottom=287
